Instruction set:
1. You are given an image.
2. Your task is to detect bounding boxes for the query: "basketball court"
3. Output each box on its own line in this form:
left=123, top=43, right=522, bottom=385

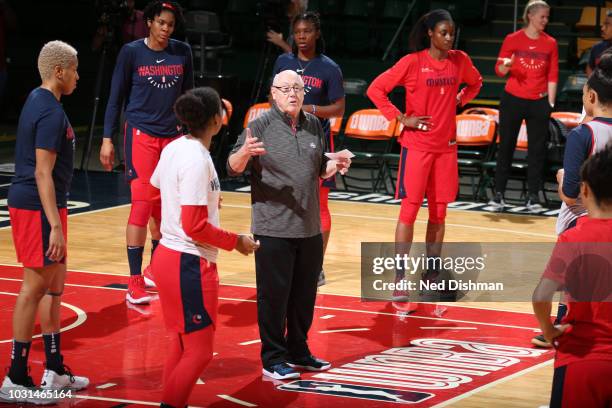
left=0, top=176, right=560, bottom=407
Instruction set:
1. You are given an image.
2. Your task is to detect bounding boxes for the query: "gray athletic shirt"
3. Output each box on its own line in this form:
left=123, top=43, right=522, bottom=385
left=228, top=103, right=329, bottom=238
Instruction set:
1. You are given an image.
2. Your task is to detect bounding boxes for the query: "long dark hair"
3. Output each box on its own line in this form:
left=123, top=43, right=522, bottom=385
left=407, top=9, right=454, bottom=52
left=291, top=11, right=325, bottom=56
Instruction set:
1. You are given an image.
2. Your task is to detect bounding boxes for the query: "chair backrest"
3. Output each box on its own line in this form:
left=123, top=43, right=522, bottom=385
left=551, top=111, right=582, bottom=129
left=184, top=10, right=220, bottom=34
left=222, top=98, right=232, bottom=126
left=462, top=107, right=499, bottom=123
left=243, top=102, right=271, bottom=128
left=344, top=109, right=397, bottom=140
left=455, top=114, right=497, bottom=145
left=329, top=116, right=343, bottom=136
left=516, top=121, right=528, bottom=151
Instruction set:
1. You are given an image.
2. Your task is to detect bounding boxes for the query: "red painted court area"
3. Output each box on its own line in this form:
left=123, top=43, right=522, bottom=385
left=0, top=265, right=553, bottom=407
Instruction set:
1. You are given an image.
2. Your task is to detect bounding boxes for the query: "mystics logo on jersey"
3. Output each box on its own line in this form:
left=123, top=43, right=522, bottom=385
left=138, top=61, right=184, bottom=89
left=515, top=49, right=548, bottom=71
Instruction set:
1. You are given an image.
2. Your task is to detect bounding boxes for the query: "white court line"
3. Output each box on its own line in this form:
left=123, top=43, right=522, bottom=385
left=239, top=339, right=261, bottom=346
left=217, top=394, right=257, bottom=407
left=0, top=278, right=541, bottom=331
left=431, top=359, right=553, bottom=408
left=320, top=315, right=335, bottom=319
left=420, top=327, right=477, bottom=330
left=95, top=383, right=116, bottom=389
left=221, top=203, right=556, bottom=239
left=74, top=394, right=205, bottom=407
left=0, top=268, right=555, bottom=316
left=319, top=328, right=370, bottom=334
left=0, top=291, right=87, bottom=344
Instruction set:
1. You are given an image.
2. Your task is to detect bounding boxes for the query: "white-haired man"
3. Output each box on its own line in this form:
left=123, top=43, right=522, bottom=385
left=228, top=70, right=350, bottom=380
left=0, top=41, right=88, bottom=405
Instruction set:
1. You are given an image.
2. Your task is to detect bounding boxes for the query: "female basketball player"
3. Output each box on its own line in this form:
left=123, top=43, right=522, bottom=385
left=367, top=9, right=482, bottom=303
left=150, top=87, right=258, bottom=408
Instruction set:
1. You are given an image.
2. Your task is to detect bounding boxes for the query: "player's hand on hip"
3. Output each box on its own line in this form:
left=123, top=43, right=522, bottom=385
left=398, top=114, right=433, bottom=131
left=235, top=234, right=260, bottom=255
left=544, top=323, right=571, bottom=345
left=241, top=128, right=266, bottom=157
left=46, top=227, right=66, bottom=262
left=100, top=138, right=115, bottom=171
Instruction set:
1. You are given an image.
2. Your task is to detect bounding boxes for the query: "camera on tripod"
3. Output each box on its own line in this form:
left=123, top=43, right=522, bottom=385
left=256, top=0, right=291, bottom=33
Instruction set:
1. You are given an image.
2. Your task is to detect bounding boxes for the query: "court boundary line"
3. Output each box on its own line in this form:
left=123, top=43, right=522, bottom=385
left=0, top=263, right=549, bottom=315
left=0, top=276, right=542, bottom=331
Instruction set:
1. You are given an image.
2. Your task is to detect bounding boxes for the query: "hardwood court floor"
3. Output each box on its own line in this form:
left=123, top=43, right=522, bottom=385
left=0, top=192, right=559, bottom=407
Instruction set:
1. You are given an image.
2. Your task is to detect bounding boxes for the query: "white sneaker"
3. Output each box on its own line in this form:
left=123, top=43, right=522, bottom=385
left=40, top=367, right=89, bottom=391
left=0, top=375, right=59, bottom=405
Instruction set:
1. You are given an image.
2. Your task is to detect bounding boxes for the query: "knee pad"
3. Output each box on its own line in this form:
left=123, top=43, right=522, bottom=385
left=128, top=200, right=153, bottom=227
left=399, top=200, right=420, bottom=225
left=427, top=202, right=448, bottom=224
left=46, top=290, right=63, bottom=297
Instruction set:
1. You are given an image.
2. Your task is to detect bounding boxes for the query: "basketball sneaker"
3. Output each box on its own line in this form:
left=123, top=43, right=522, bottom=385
left=531, top=334, right=553, bottom=348
left=287, top=355, right=331, bottom=371
left=317, top=270, right=326, bottom=287
left=126, top=275, right=152, bottom=304
left=40, top=365, right=89, bottom=391
left=262, top=362, right=300, bottom=380
left=142, top=265, right=157, bottom=289
left=488, top=192, right=506, bottom=212
left=525, top=195, right=544, bottom=213
left=0, top=375, right=58, bottom=405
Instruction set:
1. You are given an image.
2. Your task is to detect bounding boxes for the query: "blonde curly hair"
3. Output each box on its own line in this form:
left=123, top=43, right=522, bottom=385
left=37, top=40, right=78, bottom=80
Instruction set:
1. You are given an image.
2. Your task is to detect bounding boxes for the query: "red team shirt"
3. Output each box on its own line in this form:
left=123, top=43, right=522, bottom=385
left=367, top=49, right=482, bottom=153
left=543, top=217, right=612, bottom=368
left=495, top=30, right=558, bottom=100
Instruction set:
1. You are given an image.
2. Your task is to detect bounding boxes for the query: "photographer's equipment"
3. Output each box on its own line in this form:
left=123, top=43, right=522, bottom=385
left=249, top=0, right=290, bottom=105
left=81, top=0, right=128, bottom=170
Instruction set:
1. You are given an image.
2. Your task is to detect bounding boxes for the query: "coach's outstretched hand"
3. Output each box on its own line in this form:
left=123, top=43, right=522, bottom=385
left=236, top=234, right=260, bottom=255
left=100, top=138, right=115, bottom=171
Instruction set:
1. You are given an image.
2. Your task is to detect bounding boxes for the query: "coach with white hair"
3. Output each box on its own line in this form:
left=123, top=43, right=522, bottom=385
left=228, top=70, right=350, bottom=380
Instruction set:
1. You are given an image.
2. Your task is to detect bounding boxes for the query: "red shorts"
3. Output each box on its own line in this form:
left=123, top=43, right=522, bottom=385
left=396, top=148, right=458, bottom=203
left=9, top=207, right=68, bottom=268
left=124, top=124, right=179, bottom=203
left=152, top=244, right=219, bottom=334
left=551, top=360, right=612, bottom=407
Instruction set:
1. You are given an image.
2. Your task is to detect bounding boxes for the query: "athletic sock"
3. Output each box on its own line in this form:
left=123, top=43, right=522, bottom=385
left=8, top=340, right=31, bottom=384
left=127, top=246, right=144, bottom=276
left=43, top=333, right=63, bottom=373
left=151, top=239, right=160, bottom=258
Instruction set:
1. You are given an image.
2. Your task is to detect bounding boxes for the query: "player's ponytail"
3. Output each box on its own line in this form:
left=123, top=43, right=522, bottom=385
left=174, top=87, right=221, bottom=135
left=587, top=52, right=612, bottom=105
left=408, top=9, right=453, bottom=52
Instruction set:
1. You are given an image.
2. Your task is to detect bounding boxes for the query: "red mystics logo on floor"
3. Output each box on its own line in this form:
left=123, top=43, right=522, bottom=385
left=279, top=338, right=548, bottom=405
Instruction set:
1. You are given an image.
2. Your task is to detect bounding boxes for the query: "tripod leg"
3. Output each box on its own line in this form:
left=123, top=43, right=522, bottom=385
left=80, top=46, right=107, bottom=171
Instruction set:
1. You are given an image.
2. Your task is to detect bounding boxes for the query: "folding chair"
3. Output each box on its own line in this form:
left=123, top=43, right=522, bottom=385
left=335, top=109, right=397, bottom=192
left=551, top=111, right=582, bottom=130
left=243, top=102, right=271, bottom=128
left=455, top=114, right=497, bottom=200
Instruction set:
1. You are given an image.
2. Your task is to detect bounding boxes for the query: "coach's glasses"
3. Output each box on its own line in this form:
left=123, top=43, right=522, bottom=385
left=272, top=85, right=305, bottom=95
